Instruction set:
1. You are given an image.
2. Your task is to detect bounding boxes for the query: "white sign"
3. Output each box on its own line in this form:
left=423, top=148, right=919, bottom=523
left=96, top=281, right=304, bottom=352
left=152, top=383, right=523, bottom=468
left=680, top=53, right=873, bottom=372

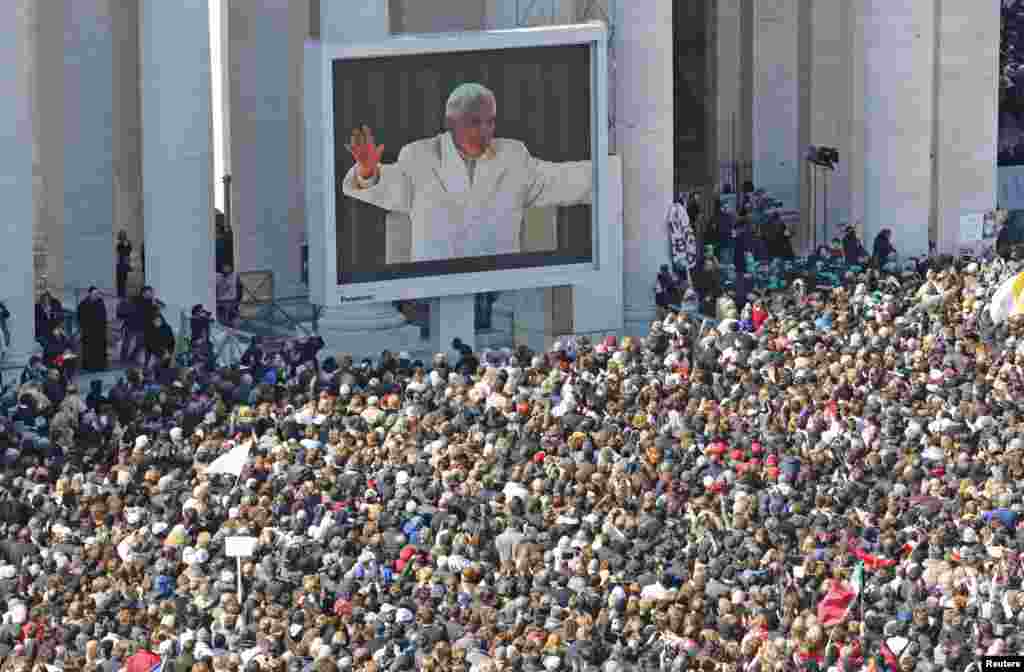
left=960, top=213, right=984, bottom=244
left=225, top=536, right=258, bottom=558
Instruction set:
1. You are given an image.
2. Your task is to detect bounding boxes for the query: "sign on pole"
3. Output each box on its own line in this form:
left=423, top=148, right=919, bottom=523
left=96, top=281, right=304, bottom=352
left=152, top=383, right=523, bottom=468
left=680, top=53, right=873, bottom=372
left=225, top=536, right=258, bottom=558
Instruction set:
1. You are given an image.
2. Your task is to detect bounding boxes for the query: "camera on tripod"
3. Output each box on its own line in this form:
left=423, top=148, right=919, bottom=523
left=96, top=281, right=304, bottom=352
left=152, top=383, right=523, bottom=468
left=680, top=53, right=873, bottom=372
left=806, top=145, right=839, bottom=170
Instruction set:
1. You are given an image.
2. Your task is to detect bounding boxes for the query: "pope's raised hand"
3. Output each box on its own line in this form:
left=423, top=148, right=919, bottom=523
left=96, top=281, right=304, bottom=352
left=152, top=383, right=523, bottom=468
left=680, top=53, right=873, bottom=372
left=345, top=125, right=385, bottom=179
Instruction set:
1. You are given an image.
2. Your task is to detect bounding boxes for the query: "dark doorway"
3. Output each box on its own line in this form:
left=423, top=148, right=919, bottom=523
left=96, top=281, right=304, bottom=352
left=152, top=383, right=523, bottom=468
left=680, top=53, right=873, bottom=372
left=673, top=0, right=717, bottom=194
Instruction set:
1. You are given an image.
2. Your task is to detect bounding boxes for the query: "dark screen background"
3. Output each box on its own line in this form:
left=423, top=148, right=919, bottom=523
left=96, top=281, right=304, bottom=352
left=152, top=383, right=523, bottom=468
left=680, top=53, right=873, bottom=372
left=333, top=44, right=593, bottom=284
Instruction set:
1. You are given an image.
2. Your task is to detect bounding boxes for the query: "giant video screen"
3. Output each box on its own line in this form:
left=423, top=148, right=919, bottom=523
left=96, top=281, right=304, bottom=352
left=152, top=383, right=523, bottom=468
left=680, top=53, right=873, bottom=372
left=333, top=44, right=593, bottom=284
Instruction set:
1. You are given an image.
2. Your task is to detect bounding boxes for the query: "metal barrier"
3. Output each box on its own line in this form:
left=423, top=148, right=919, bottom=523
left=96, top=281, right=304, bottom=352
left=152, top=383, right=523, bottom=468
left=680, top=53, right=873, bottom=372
left=233, top=274, right=320, bottom=337
left=178, top=309, right=252, bottom=368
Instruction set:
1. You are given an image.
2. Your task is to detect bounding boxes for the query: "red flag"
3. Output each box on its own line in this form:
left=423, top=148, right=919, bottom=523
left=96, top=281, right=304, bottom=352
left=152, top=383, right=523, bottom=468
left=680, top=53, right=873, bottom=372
left=878, top=640, right=900, bottom=672
left=851, top=545, right=897, bottom=570
left=817, top=580, right=855, bottom=627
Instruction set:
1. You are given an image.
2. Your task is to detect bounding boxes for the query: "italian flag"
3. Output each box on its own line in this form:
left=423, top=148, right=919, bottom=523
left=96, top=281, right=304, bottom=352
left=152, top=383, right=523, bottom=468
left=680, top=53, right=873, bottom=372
left=851, top=546, right=897, bottom=570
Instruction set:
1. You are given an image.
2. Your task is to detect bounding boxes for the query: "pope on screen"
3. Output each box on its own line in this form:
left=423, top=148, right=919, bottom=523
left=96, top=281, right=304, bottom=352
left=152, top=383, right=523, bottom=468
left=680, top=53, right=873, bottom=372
left=342, top=82, right=593, bottom=263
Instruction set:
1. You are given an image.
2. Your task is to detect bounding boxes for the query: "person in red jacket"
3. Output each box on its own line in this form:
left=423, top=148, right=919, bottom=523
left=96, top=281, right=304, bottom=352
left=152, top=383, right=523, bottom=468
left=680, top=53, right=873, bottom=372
left=750, top=299, right=769, bottom=332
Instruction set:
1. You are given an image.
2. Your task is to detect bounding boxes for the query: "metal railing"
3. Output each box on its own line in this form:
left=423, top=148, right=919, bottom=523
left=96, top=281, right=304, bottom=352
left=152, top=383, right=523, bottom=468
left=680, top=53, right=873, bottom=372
left=228, top=273, right=323, bottom=337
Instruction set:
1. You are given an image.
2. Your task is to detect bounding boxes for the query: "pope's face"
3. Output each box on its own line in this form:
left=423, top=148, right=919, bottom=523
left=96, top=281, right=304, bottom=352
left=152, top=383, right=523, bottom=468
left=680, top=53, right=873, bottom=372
left=452, top=97, right=496, bottom=158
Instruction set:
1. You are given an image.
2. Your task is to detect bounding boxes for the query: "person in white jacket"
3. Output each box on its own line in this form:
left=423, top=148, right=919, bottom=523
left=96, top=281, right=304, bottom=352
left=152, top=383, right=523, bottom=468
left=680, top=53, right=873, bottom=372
left=342, top=82, right=593, bottom=263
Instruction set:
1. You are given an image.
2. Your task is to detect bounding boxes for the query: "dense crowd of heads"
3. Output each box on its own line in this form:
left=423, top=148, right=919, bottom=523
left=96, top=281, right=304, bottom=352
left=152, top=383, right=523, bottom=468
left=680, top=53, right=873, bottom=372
left=2, top=255, right=1024, bottom=672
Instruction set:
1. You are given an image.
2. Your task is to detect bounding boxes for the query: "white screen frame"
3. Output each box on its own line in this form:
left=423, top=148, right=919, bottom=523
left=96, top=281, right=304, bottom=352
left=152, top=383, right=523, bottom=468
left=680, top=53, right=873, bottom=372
left=306, top=23, right=612, bottom=306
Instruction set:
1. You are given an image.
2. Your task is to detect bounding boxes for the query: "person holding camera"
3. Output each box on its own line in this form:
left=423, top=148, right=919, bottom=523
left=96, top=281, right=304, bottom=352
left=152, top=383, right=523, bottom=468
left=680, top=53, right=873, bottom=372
left=124, top=286, right=162, bottom=364
left=144, top=313, right=175, bottom=371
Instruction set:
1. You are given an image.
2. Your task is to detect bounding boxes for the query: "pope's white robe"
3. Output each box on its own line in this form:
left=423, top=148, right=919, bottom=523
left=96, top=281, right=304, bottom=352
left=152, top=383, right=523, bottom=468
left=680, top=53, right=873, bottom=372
left=342, top=132, right=592, bottom=263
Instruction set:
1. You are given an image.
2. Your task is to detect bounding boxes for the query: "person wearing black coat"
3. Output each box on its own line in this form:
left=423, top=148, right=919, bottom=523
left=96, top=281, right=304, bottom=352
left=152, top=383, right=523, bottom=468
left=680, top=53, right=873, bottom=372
left=35, top=291, right=63, bottom=347
left=842, top=225, right=869, bottom=265
left=144, top=314, right=176, bottom=369
left=126, top=287, right=161, bottom=364
left=763, top=213, right=795, bottom=260
left=43, top=325, right=74, bottom=367
left=872, top=228, right=897, bottom=268
left=693, top=258, right=722, bottom=317
left=240, top=337, right=267, bottom=378
left=116, top=230, right=132, bottom=298
left=77, top=287, right=109, bottom=372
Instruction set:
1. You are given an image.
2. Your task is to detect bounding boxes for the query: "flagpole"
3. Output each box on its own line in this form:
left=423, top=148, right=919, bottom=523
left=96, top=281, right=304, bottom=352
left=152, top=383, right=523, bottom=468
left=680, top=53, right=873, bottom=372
left=859, top=589, right=865, bottom=654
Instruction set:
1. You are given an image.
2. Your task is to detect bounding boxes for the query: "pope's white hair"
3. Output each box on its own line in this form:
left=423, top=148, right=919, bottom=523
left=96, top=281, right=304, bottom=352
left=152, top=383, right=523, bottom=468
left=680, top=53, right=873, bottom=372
left=445, top=82, right=496, bottom=123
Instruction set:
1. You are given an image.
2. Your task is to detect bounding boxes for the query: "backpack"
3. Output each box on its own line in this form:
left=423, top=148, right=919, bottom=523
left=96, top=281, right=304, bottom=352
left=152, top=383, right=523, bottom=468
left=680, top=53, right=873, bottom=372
left=402, top=515, right=424, bottom=541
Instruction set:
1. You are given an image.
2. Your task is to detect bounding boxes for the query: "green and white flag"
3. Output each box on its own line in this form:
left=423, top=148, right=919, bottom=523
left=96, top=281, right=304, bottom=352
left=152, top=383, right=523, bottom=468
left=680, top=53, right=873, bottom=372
left=851, top=561, right=864, bottom=595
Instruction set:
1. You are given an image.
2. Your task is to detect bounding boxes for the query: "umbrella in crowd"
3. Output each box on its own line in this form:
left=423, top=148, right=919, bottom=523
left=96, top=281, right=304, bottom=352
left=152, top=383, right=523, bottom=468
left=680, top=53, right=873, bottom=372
left=2, top=253, right=1024, bottom=672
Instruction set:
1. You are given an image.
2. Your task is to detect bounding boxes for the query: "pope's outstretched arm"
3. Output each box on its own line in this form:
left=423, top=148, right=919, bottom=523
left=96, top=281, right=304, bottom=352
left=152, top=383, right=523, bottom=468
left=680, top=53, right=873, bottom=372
left=341, top=147, right=414, bottom=215
left=522, top=146, right=594, bottom=209
left=341, top=125, right=413, bottom=214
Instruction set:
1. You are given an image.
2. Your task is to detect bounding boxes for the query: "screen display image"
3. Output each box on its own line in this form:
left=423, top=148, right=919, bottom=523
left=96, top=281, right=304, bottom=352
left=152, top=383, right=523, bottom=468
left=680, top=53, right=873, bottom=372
left=333, top=44, right=593, bottom=284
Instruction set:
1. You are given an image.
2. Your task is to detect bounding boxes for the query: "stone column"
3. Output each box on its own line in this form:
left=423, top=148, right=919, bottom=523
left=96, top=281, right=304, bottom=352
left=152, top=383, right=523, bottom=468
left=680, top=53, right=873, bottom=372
left=229, top=0, right=304, bottom=296
left=1, top=0, right=40, bottom=366
left=846, top=0, right=866, bottom=238
left=805, top=0, right=851, bottom=244
left=63, top=0, right=116, bottom=297
left=288, top=0, right=309, bottom=292
left=140, top=0, right=216, bottom=320
left=616, top=0, right=674, bottom=334
left=111, top=0, right=145, bottom=293
left=717, top=0, right=743, bottom=184
left=311, top=0, right=423, bottom=359
left=34, top=0, right=64, bottom=297
left=862, top=0, right=935, bottom=256
left=932, top=1, right=999, bottom=255
left=752, top=0, right=800, bottom=212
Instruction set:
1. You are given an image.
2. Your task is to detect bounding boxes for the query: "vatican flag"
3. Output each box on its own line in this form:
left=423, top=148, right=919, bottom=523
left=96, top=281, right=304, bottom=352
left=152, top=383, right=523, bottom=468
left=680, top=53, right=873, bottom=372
left=990, top=271, right=1024, bottom=324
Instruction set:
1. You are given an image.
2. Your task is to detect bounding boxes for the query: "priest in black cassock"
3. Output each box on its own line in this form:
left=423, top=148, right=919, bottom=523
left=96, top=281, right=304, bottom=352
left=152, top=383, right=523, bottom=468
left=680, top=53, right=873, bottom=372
left=77, top=286, right=108, bottom=372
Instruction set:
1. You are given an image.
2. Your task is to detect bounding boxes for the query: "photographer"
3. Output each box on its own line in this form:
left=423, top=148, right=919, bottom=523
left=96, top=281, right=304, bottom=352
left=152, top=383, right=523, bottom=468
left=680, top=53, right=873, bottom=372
left=125, top=286, right=162, bottom=364
left=144, top=313, right=176, bottom=371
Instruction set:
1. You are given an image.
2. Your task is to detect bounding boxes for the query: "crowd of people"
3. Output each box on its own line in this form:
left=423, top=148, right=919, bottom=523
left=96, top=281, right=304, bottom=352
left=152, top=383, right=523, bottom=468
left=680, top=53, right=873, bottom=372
left=2, top=247, right=1024, bottom=672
